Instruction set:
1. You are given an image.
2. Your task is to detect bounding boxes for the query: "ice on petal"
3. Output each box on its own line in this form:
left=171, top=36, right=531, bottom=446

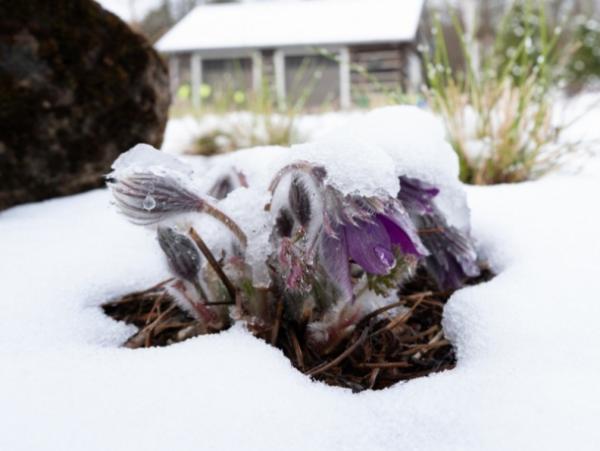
left=112, top=143, right=195, bottom=176
left=142, top=195, right=156, bottom=211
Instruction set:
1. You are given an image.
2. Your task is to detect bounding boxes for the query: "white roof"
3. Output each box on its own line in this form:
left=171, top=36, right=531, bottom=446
left=156, top=0, right=424, bottom=54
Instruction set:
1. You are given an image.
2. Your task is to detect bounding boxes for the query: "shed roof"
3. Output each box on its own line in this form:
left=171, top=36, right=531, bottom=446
left=156, top=0, right=425, bottom=54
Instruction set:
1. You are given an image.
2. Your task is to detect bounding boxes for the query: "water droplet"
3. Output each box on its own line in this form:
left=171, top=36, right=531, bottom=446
left=374, top=246, right=395, bottom=268
left=143, top=195, right=156, bottom=211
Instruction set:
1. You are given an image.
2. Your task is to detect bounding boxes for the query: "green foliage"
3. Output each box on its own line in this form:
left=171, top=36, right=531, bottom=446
left=422, top=1, right=577, bottom=185
left=568, top=16, right=600, bottom=86
left=494, top=1, right=556, bottom=82
left=187, top=80, right=302, bottom=156
left=367, top=252, right=414, bottom=297
left=180, top=56, right=341, bottom=155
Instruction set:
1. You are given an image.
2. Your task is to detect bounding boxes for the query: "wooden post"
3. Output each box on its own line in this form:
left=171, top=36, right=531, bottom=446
left=339, top=47, right=351, bottom=109
left=191, top=52, right=202, bottom=108
left=407, top=51, right=421, bottom=92
left=273, top=49, right=286, bottom=110
left=252, top=50, right=263, bottom=92
left=169, top=55, right=180, bottom=98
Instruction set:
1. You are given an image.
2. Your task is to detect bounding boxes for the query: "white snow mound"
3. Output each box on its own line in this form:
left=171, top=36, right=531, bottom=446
left=2, top=166, right=600, bottom=450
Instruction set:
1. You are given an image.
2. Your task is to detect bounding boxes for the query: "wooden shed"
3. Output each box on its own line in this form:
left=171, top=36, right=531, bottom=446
left=156, top=0, right=425, bottom=109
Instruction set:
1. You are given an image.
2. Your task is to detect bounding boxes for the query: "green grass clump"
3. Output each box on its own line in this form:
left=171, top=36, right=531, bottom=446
left=423, top=1, right=578, bottom=185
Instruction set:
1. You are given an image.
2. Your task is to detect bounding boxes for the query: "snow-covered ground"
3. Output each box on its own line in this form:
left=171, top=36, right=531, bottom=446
left=1, top=102, right=600, bottom=450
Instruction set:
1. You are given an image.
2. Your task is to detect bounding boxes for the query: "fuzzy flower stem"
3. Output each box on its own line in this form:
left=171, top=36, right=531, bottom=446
left=203, top=203, right=248, bottom=248
left=188, top=227, right=237, bottom=302
left=192, top=280, right=210, bottom=305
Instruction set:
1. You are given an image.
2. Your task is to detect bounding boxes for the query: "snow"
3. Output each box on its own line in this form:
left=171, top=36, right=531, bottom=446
left=114, top=143, right=197, bottom=176
left=156, top=0, right=424, bottom=53
left=322, top=106, right=470, bottom=231
left=164, top=107, right=461, bottom=202
left=162, top=107, right=468, bottom=228
left=216, top=185, right=273, bottom=286
left=2, top=102, right=600, bottom=450
left=294, top=138, right=400, bottom=198
left=134, top=107, right=465, bottom=285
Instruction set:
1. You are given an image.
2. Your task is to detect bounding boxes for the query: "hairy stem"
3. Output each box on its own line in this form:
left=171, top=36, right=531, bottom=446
left=188, top=227, right=237, bottom=302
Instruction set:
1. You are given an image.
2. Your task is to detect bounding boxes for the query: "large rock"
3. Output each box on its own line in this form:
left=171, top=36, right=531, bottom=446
left=0, top=0, right=170, bottom=210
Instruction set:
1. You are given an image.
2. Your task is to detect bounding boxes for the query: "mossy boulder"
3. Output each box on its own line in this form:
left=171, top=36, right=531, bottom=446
left=0, top=0, right=170, bottom=210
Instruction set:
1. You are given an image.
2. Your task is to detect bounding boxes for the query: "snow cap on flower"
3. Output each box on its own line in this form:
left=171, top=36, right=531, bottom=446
left=106, top=145, right=204, bottom=225
left=107, top=171, right=204, bottom=225
left=208, top=169, right=248, bottom=200
left=107, top=145, right=248, bottom=248
left=269, top=161, right=427, bottom=305
left=321, top=106, right=472, bottom=231
left=293, top=138, right=400, bottom=198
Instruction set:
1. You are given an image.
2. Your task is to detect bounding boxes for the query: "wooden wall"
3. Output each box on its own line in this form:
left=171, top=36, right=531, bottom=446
left=349, top=43, right=416, bottom=101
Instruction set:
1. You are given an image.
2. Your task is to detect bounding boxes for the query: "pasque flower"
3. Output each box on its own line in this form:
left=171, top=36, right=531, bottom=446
left=207, top=169, right=248, bottom=200
left=157, top=226, right=203, bottom=284
left=107, top=144, right=481, bottom=350
left=106, top=169, right=247, bottom=246
left=267, top=163, right=480, bottom=347
left=397, top=176, right=480, bottom=290
left=268, top=162, right=428, bottom=308
left=106, top=172, right=203, bottom=225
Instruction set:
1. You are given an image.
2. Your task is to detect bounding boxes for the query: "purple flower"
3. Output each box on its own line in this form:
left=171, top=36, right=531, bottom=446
left=269, top=163, right=428, bottom=303
left=157, top=226, right=202, bottom=284
left=107, top=170, right=247, bottom=246
left=397, top=176, right=439, bottom=214
left=397, top=177, right=480, bottom=290
left=107, top=172, right=203, bottom=225
left=208, top=169, right=248, bottom=200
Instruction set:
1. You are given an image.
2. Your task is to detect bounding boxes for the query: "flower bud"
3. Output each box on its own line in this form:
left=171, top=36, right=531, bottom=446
left=157, top=226, right=202, bottom=283
left=107, top=172, right=203, bottom=225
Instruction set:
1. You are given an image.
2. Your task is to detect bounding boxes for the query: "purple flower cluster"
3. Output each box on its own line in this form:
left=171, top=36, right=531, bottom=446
left=269, top=164, right=478, bottom=306
left=107, top=152, right=480, bottom=346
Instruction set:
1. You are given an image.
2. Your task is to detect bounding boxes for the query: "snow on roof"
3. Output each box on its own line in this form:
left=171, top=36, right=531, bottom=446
left=156, top=0, right=425, bottom=54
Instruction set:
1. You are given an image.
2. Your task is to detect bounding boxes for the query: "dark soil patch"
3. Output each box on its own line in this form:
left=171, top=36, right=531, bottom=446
left=102, top=268, right=492, bottom=392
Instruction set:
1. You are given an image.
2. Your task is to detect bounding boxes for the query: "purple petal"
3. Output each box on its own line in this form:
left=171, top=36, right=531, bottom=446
left=344, top=218, right=395, bottom=275
left=157, top=227, right=202, bottom=283
left=398, top=176, right=439, bottom=215
left=319, top=228, right=353, bottom=302
left=377, top=210, right=428, bottom=257
left=378, top=214, right=419, bottom=256
left=418, top=213, right=480, bottom=290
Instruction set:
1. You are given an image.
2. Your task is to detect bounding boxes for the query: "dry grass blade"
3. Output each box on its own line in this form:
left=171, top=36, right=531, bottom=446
left=102, top=268, right=493, bottom=391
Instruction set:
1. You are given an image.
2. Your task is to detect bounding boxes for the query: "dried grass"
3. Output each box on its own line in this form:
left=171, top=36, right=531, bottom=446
left=102, top=268, right=492, bottom=392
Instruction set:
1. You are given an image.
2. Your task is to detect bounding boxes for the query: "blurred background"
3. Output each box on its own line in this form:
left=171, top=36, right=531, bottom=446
left=1, top=0, right=600, bottom=211
left=98, top=0, right=600, bottom=177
